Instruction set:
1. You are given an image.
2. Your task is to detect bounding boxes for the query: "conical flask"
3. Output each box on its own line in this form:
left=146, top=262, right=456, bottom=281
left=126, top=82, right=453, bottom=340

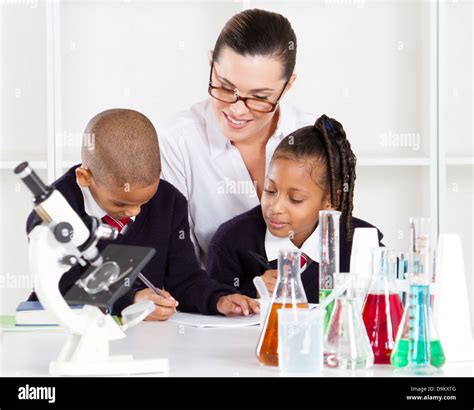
left=256, top=250, right=308, bottom=366
left=324, top=273, right=374, bottom=369
left=390, top=217, right=445, bottom=373
left=319, top=210, right=341, bottom=333
left=427, top=311, right=446, bottom=368
left=362, top=247, right=404, bottom=364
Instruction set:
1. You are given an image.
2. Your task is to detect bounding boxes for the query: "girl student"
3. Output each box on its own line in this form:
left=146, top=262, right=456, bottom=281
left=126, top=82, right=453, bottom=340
left=206, top=115, right=384, bottom=302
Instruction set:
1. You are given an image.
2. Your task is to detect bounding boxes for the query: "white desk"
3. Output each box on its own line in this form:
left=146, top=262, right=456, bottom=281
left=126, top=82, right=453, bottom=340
left=1, top=322, right=473, bottom=377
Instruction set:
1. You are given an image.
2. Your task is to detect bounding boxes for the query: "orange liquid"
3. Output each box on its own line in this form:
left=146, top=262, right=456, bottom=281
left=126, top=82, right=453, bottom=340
left=256, top=302, right=309, bottom=366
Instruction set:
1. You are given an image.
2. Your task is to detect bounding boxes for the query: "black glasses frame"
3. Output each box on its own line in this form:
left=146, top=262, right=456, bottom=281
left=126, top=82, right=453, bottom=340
left=208, top=62, right=290, bottom=113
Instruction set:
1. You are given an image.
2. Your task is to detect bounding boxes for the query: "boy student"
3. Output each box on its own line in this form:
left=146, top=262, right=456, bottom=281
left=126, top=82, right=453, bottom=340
left=26, top=109, right=259, bottom=319
left=207, top=115, right=384, bottom=302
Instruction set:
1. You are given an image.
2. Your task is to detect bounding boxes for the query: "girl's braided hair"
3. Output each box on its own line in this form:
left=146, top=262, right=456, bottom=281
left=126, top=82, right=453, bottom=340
left=272, top=114, right=357, bottom=241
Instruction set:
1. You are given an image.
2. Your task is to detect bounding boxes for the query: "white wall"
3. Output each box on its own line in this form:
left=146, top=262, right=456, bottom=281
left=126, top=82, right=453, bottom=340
left=59, top=1, right=242, bottom=164
left=1, top=2, right=48, bottom=314
left=439, top=0, right=474, bottom=329
left=1, top=2, right=47, bottom=161
left=257, top=0, right=431, bottom=157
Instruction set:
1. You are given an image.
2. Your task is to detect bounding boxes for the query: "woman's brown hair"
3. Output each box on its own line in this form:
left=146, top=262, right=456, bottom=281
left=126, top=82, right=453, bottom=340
left=213, top=8, right=297, bottom=80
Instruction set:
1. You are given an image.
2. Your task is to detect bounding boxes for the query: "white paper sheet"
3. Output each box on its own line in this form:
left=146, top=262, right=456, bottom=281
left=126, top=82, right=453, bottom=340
left=169, top=304, right=319, bottom=328
left=169, top=312, right=260, bottom=328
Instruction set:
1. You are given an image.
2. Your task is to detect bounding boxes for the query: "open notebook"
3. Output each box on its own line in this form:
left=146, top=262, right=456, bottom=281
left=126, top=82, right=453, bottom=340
left=168, top=312, right=261, bottom=328
left=168, top=304, right=318, bottom=328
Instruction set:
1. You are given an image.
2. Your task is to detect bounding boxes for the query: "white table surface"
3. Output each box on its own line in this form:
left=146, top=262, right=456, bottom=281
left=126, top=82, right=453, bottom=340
left=1, top=322, right=473, bottom=377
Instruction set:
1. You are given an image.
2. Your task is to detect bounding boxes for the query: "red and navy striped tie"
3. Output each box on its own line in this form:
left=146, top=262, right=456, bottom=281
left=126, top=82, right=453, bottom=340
left=300, top=253, right=310, bottom=273
left=102, top=215, right=131, bottom=233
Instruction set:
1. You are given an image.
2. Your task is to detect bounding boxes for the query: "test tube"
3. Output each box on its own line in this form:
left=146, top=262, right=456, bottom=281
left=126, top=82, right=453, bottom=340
left=319, top=210, right=341, bottom=331
left=408, top=217, right=432, bottom=286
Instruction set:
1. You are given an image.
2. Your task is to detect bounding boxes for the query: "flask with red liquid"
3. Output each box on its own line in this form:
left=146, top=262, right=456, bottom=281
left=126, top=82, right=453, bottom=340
left=362, top=247, right=403, bottom=364
left=256, top=250, right=308, bottom=366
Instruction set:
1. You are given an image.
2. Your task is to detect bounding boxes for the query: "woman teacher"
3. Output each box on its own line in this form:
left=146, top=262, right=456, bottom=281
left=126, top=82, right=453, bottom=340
left=159, top=8, right=316, bottom=263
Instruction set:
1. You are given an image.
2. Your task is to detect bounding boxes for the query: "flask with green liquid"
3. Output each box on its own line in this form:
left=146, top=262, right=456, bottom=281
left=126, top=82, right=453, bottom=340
left=390, top=217, right=446, bottom=373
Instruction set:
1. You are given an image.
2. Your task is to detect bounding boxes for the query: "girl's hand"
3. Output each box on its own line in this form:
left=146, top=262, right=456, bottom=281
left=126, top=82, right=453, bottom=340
left=261, top=269, right=278, bottom=295
left=217, top=294, right=260, bottom=316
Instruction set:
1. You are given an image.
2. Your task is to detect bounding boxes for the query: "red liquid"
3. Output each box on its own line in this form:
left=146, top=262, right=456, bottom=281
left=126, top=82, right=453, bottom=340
left=362, top=293, right=403, bottom=364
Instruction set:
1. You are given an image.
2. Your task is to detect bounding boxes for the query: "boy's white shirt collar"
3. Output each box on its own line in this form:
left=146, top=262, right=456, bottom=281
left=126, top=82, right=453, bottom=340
left=76, top=178, right=136, bottom=222
left=264, top=224, right=321, bottom=264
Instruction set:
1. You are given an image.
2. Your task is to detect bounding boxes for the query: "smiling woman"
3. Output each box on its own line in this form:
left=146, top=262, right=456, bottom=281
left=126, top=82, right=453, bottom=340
left=159, top=8, right=316, bottom=264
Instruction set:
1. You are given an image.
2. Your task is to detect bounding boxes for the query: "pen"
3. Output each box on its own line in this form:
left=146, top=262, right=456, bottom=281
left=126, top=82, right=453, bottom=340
left=137, top=273, right=177, bottom=308
left=248, top=251, right=273, bottom=270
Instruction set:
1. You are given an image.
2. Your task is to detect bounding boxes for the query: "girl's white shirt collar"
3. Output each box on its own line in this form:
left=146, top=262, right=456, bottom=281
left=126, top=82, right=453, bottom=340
left=264, top=224, right=321, bottom=264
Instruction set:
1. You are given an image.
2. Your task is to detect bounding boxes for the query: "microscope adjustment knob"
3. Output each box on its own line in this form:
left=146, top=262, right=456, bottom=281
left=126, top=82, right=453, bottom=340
left=60, top=255, right=78, bottom=266
left=54, top=222, right=74, bottom=243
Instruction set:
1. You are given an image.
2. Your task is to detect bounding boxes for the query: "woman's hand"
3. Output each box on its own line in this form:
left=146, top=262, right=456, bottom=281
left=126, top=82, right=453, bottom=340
left=261, top=269, right=278, bottom=295
left=217, top=294, right=260, bottom=316
left=134, top=288, right=179, bottom=321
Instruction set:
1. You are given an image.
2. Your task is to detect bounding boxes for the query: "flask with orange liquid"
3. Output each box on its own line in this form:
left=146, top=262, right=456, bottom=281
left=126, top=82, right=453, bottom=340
left=256, top=249, right=308, bottom=366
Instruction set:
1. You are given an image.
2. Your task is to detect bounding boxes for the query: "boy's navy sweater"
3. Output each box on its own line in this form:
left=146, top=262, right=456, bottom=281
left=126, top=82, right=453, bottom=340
left=207, top=205, right=384, bottom=303
left=26, top=165, right=236, bottom=315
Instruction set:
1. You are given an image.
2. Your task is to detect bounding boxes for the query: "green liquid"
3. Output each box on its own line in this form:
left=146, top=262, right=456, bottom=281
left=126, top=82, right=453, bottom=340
left=390, top=339, right=446, bottom=368
left=319, top=289, right=335, bottom=333
left=430, top=340, right=446, bottom=368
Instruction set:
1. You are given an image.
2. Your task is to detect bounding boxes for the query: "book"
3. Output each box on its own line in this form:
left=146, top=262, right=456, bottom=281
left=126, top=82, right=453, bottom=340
left=15, top=301, right=84, bottom=326
left=0, top=315, right=61, bottom=332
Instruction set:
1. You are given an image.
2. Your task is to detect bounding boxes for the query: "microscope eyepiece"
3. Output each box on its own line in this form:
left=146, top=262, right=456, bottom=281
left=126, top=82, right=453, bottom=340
left=15, top=161, right=53, bottom=203
left=14, top=161, right=29, bottom=175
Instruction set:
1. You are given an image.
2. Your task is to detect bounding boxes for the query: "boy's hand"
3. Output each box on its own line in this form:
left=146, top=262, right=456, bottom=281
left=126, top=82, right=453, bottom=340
left=261, top=269, right=278, bottom=294
left=217, top=294, right=260, bottom=317
left=134, top=288, right=178, bottom=321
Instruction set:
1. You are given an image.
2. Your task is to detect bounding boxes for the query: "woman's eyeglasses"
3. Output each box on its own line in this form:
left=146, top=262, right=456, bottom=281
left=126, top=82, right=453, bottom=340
left=208, top=62, right=289, bottom=113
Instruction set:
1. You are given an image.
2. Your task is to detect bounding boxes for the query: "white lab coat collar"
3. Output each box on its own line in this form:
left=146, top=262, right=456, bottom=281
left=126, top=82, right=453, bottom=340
left=204, top=99, right=296, bottom=160
left=264, top=223, right=321, bottom=264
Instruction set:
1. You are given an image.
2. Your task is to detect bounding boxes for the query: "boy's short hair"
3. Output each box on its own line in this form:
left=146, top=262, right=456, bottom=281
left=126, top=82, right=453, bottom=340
left=82, top=109, right=160, bottom=188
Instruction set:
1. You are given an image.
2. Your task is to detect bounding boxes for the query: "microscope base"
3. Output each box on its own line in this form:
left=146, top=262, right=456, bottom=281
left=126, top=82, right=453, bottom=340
left=48, top=306, right=169, bottom=376
left=50, top=357, right=169, bottom=376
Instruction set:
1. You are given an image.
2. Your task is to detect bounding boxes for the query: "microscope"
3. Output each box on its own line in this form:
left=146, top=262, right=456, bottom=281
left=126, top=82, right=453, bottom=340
left=14, top=162, right=169, bottom=376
